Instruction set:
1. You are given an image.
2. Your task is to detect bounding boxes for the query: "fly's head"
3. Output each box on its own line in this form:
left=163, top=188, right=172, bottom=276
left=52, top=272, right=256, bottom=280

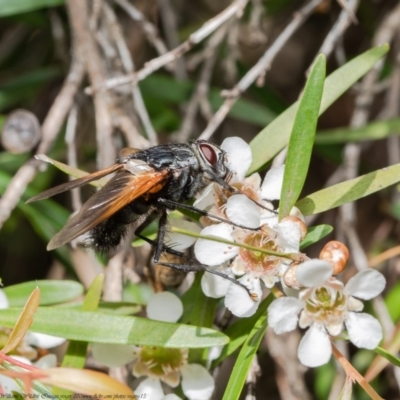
left=192, top=140, right=230, bottom=185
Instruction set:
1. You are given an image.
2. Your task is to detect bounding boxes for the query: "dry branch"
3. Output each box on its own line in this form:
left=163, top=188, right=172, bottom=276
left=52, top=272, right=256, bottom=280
left=85, top=0, right=249, bottom=94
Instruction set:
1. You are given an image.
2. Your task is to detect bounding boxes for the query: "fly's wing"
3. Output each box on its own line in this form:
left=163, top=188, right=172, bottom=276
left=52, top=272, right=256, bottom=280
left=47, top=169, right=168, bottom=250
left=27, top=163, right=124, bottom=203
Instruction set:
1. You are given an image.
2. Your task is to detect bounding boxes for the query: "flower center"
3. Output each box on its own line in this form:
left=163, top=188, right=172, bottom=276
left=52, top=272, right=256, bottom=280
left=305, top=287, right=347, bottom=322
left=139, top=346, right=186, bottom=377
left=240, top=232, right=280, bottom=272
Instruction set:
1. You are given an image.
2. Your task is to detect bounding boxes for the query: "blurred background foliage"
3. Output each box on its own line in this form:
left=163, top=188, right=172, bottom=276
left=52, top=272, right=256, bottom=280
left=1, top=0, right=400, bottom=398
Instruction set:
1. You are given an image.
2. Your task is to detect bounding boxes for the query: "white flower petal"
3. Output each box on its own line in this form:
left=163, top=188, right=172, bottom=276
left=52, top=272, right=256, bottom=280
left=268, top=297, right=303, bottom=334
left=0, top=374, right=22, bottom=393
left=163, top=395, right=182, bottom=400
left=224, top=276, right=261, bottom=317
left=201, top=270, right=231, bottom=298
left=344, top=269, right=386, bottom=300
left=260, top=165, right=285, bottom=200
left=135, top=377, right=164, bottom=400
left=221, top=137, right=252, bottom=182
left=194, top=183, right=216, bottom=210
left=91, top=343, right=136, bottom=367
left=225, top=195, right=260, bottom=229
left=325, top=321, right=343, bottom=337
left=28, top=332, right=66, bottom=349
left=0, top=289, right=9, bottom=309
left=296, top=260, right=333, bottom=287
left=165, top=218, right=201, bottom=251
left=181, top=364, right=215, bottom=400
left=298, top=324, right=332, bottom=367
left=35, top=354, right=57, bottom=369
left=345, top=312, right=382, bottom=349
left=275, top=220, right=301, bottom=253
left=194, top=224, right=238, bottom=266
left=347, top=296, right=363, bottom=312
left=147, top=292, right=183, bottom=322
left=260, top=208, right=279, bottom=228
left=207, top=346, right=223, bottom=364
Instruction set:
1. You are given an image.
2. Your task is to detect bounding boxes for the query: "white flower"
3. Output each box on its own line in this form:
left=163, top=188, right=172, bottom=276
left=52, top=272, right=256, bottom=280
left=268, top=260, right=386, bottom=367
left=195, top=219, right=302, bottom=317
left=92, top=293, right=215, bottom=400
left=194, top=137, right=281, bottom=229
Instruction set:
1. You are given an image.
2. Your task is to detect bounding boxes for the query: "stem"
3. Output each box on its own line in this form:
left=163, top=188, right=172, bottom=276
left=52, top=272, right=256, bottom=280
left=170, top=226, right=299, bottom=260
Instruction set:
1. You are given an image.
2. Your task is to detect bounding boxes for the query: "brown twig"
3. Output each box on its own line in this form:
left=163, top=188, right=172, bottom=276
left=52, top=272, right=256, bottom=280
left=266, top=329, right=311, bottom=400
left=85, top=0, right=249, bottom=94
left=65, top=104, right=82, bottom=211
left=157, top=0, right=187, bottom=79
left=67, top=0, right=116, bottom=168
left=198, top=0, right=325, bottom=140
left=103, top=2, right=158, bottom=145
left=114, top=0, right=169, bottom=57
left=175, top=26, right=229, bottom=142
left=308, top=0, right=359, bottom=70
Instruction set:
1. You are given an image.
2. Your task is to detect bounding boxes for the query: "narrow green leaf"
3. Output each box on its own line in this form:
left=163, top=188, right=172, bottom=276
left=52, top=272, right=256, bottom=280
left=2, top=288, right=40, bottom=355
left=222, top=305, right=269, bottom=400
left=300, top=224, right=333, bottom=250
left=182, top=274, right=218, bottom=365
left=212, top=295, right=273, bottom=368
left=4, top=280, right=83, bottom=307
left=374, top=346, right=400, bottom=368
left=35, top=155, right=110, bottom=187
left=296, top=162, right=400, bottom=215
left=0, top=0, right=64, bottom=17
left=61, top=275, right=104, bottom=367
left=249, top=44, right=390, bottom=173
left=0, top=308, right=228, bottom=348
left=81, top=275, right=104, bottom=312
left=62, top=301, right=141, bottom=315
left=56, top=275, right=105, bottom=397
left=315, top=118, right=400, bottom=144
left=279, top=55, right=326, bottom=219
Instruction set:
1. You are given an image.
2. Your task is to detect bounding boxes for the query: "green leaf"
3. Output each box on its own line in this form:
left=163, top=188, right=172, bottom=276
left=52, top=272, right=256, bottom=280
left=249, top=44, right=390, bottom=173
left=35, top=154, right=110, bottom=187
left=296, top=162, right=400, bottom=215
left=182, top=274, right=218, bottom=365
left=315, top=118, right=400, bottom=144
left=4, top=280, right=84, bottom=307
left=374, top=346, right=400, bottom=368
left=222, top=302, right=269, bottom=400
left=384, top=280, right=400, bottom=321
left=0, top=0, right=64, bottom=17
left=212, top=295, right=273, bottom=368
left=0, top=308, right=229, bottom=348
left=300, top=224, right=333, bottom=249
left=279, top=54, right=326, bottom=219
left=56, top=275, right=105, bottom=397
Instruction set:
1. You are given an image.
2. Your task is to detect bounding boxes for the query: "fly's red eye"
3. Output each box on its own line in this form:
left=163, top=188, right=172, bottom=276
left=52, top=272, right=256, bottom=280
left=200, top=143, right=218, bottom=166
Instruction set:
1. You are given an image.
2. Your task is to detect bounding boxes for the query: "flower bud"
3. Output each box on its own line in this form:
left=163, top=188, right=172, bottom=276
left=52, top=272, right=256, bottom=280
left=283, top=262, right=301, bottom=289
left=1, top=110, right=41, bottom=153
left=319, top=241, right=349, bottom=274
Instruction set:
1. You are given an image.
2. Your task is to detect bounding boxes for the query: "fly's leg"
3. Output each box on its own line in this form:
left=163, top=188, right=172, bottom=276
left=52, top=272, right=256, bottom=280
left=134, top=211, right=185, bottom=258
left=134, top=203, right=253, bottom=298
left=157, top=198, right=260, bottom=231
left=156, top=259, right=254, bottom=299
